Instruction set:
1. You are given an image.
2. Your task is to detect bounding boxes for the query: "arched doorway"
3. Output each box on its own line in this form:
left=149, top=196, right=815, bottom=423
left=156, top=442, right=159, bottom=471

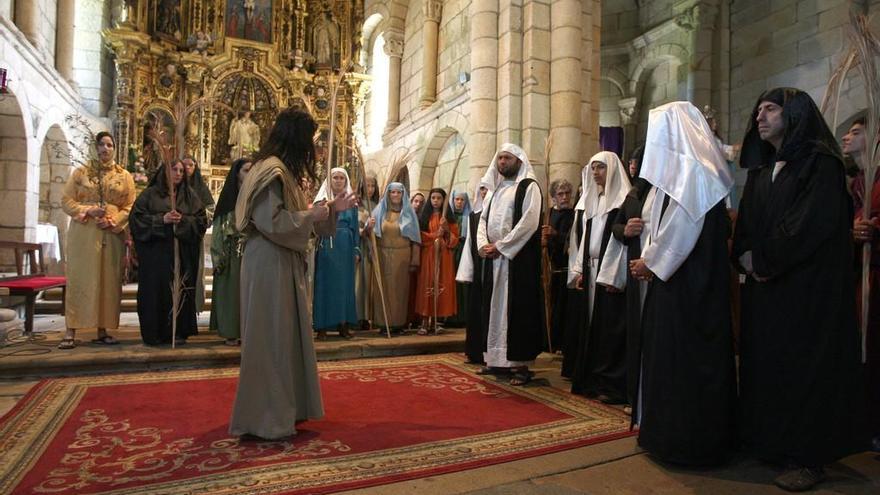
left=0, top=89, right=32, bottom=244
left=38, top=125, right=73, bottom=271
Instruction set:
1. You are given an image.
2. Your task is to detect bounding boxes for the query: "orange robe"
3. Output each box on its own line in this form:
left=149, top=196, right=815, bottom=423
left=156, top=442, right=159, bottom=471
left=415, top=213, right=460, bottom=317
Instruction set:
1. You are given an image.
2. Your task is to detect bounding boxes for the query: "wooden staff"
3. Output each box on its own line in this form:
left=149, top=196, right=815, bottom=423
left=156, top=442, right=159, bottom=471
left=540, top=133, right=555, bottom=353
left=350, top=143, right=393, bottom=339
left=434, top=145, right=468, bottom=331
left=324, top=60, right=355, bottom=250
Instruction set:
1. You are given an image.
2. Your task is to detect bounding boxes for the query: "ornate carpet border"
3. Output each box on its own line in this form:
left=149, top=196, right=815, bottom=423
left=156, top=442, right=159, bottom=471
left=0, top=353, right=635, bottom=495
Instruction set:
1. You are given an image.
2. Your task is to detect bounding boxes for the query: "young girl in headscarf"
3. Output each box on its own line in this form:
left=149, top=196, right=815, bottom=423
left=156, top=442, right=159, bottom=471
left=415, top=188, right=459, bottom=334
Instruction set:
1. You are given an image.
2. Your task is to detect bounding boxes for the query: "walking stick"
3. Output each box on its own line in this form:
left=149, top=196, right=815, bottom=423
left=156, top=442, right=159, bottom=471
left=369, top=231, right=393, bottom=339
left=541, top=132, right=556, bottom=353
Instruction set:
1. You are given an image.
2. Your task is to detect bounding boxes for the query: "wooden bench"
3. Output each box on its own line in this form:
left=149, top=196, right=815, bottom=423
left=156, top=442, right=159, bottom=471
left=0, top=241, right=66, bottom=334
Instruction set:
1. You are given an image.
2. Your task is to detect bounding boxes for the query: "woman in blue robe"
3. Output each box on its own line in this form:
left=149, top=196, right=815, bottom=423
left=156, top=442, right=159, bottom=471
left=313, top=167, right=359, bottom=339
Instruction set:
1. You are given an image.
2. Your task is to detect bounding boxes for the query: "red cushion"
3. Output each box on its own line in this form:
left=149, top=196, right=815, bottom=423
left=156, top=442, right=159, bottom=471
left=0, top=276, right=66, bottom=291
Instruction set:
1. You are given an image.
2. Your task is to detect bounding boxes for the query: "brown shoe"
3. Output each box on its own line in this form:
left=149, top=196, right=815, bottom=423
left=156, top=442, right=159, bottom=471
left=774, top=466, right=825, bottom=492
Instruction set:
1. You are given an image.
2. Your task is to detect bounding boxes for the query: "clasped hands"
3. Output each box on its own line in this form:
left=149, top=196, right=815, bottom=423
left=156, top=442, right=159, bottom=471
left=79, top=206, right=116, bottom=230
left=629, top=258, right=654, bottom=281
left=853, top=216, right=878, bottom=242
left=479, top=242, right=501, bottom=260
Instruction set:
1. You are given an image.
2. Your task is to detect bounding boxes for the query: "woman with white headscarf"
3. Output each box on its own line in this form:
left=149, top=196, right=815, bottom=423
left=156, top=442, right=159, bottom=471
left=629, top=101, right=736, bottom=465
left=371, top=182, right=421, bottom=330
left=568, top=151, right=632, bottom=403
left=313, top=167, right=360, bottom=339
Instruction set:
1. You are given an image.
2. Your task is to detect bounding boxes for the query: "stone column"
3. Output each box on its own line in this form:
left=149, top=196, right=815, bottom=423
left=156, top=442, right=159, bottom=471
left=618, top=97, right=638, bottom=159
left=496, top=2, right=523, bottom=147
left=549, top=0, right=583, bottom=183
left=468, top=0, right=499, bottom=187
left=384, top=29, right=404, bottom=133
left=14, top=0, right=40, bottom=50
left=55, top=0, right=76, bottom=82
left=678, top=2, right=718, bottom=108
left=521, top=0, right=551, bottom=169
left=419, top=1, right=442, bottom=108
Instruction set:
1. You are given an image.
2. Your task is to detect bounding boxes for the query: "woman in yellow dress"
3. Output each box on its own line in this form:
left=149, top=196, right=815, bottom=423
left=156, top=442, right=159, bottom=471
left=59, top=132, right=136, bottom=349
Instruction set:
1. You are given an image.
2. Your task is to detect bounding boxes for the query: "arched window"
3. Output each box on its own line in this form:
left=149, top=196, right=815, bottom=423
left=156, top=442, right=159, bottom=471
left=366, top=33, right=390, bottom=152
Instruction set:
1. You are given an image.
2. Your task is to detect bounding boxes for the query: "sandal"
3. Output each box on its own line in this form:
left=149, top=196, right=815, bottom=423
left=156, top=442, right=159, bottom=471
left=476, top=366, right=510, bottom=376
left=91, top=335, right=119, bottom=345
left=224, top=338, right=240, bottom=346
left=417, top=328, right=428, bottom=336
left=509, top=370, right=533, bottom=386
left=58, top=338, right=76, bottom=350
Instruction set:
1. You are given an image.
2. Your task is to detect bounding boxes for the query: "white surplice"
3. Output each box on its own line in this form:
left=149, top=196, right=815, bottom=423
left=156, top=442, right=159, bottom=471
left=477, top=179, right=542, bottom=368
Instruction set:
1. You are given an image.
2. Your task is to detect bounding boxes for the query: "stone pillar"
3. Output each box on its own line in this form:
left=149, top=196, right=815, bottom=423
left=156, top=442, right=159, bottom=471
left=468, top=0, right=499, bottom=187
left=384, top=29, right=404, bottom=133
left=521, top=0, right=551, bottom=172
left=496, top=2, right=524, bottom=148
left=55, top=0, right=76, bottom=82
left=549, top=0, right=583, bottom=183
left=579, top=0, right=601, bottom=172
left=419, top=1, right=442, bottom=108
left=14, top=0, right=40, bottom=50
left=678, top=2, right=717, bottom=108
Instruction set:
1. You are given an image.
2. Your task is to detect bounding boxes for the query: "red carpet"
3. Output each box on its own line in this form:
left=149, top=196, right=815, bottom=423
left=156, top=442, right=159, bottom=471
left=0, top=354, right=632, bottom=494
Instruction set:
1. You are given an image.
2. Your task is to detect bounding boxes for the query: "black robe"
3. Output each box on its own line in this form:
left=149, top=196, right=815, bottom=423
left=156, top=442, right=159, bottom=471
left=610, top=179, right=653, bottom=407
left=561, top=210, right=585, bottom=378
left=570, top=208, right=628, bottom=402
left=464, top=211, right=486, bottom=364
left=130, top=184, right=208, bottom=345
left=481, top=178, right=545, bottom=362
left=733, top=152, right=866, bottom=466
left=638, top=200, right=736, bottom=466
left=547, top=208, right=575, bottom=352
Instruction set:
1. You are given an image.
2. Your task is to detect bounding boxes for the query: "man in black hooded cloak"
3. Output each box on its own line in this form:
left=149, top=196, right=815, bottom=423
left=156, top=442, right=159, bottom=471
left=733, top=87, right=866, bottom=492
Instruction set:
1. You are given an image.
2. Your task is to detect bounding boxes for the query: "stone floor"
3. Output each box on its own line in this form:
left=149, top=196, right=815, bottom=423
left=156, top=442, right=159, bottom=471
left=0, top=314, right=878, bottom=494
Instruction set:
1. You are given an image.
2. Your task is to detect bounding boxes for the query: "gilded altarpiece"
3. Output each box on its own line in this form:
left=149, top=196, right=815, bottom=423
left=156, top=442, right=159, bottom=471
left=106, top=0, right=368, bottom=194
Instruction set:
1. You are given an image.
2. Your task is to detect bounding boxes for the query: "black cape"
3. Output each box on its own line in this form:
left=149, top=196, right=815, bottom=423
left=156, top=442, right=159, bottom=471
left=547, top=208, right=575, bottom=352
left=638, top=200, right=736, bottom=465
left=733, top=151, right=866, bottom=466
left=464, top=210, right=486, bottom=364
left=130, top=179, right=208, bottom=345
left=610, top=179, right=653, bottom=407
left=561, top=210, right=586, bottom=378
left=481, top=178, right=544, bottom=362
left=570, top=208, right=628, bottom=403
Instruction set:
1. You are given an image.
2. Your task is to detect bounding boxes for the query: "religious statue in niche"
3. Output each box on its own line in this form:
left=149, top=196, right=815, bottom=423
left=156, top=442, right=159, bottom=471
left=159, top=63, right=179, bottom=88
left=155, top=0, right=183, bottom=40
left=311, top=10, right=339, bottom=67
left=228, top=111, right=261, bottom=160
left=226, top=0, right=273, bottom=44
left=187, top=31, right=214, bottom=55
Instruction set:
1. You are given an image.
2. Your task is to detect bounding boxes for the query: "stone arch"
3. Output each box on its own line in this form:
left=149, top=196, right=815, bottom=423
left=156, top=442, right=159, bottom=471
left=601, top=67, right=629, bottom=97
left=414, top=110, right=470, bottom=193
left=0, top=88, right=36, bottom=244
left=38, top=124, right=73, bottom=268
left=628, top=43, right=689, bottom=97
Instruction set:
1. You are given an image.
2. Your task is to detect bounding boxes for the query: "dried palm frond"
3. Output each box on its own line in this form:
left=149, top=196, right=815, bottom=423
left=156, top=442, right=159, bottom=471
left=384, top=146, right=415, bottom=192
left=821, top=12, right=880, bottom=362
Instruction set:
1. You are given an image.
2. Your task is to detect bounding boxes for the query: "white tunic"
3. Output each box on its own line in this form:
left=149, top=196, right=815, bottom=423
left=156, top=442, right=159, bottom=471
left=477, top=179, right=542, bottom=368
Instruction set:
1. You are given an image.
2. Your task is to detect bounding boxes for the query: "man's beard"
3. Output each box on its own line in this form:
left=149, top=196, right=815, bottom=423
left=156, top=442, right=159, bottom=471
left=500, top=162, right=520, bottom=178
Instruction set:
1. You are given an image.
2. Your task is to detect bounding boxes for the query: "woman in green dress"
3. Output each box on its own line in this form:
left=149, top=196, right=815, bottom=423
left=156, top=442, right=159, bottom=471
left=209, top=157, right=253, bottom=345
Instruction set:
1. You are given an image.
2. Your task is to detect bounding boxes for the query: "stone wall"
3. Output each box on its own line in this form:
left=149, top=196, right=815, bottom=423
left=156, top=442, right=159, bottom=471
left=73, top=0, right=115, bottom=116
left=0, top=1, right=12, bottom=20
left=729, top=0, right=878, bottom=140
left=0, top=16, right=107, bottom=256
left=37, top=0, right=58, bottom=62
left=363, top=0, right=602, bottom=197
